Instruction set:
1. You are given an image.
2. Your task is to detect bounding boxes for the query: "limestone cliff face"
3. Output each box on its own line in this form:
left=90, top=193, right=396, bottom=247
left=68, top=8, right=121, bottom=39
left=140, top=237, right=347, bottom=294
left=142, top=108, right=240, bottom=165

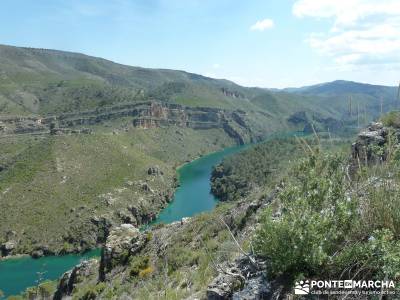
left=0, top=101, right=257, bottom=144
left=350, top=122, right=400, bottom=176
left=351, top=122, right=396, bottom=166
left=129, top=102, right=253, bottom=144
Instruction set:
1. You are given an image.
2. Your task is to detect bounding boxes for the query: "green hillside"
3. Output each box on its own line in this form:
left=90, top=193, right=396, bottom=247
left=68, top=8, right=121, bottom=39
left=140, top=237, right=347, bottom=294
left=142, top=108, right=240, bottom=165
left=2, top=44, right=395, bottom=125
left=0, top=44, right=397, bottom=257
left=284, top=80, right=398, bottom=122
left=0, top=44, right=265, bottom=115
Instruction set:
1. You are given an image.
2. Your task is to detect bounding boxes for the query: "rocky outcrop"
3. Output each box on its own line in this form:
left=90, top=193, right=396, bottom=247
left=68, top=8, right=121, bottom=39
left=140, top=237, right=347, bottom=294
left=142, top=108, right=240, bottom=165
left=129, top=102, right=251, bottom=144
left=287, top=111, right=343, bottom=133
left=147, top=165, right=163, bottom=176
left=221, top=88, right=243, bottom=99
left=30, top=246, right=54, bottom=258
left=0, top=101, right=255, bottom=144
left=99, top=224, right=147, bottom=281
left=0, top=240, right=17, bottom=256
left=50, top=127, right=92, bottom=135
left=53, top=259, right=98, bottom=300
left=207, top=256, right=270, bottom=300
left=350, top=122, right=400, bottom=175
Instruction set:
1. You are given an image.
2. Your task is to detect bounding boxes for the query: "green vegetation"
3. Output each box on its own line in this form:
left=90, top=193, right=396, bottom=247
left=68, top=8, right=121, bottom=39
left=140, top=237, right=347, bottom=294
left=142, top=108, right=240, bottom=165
left=38, top=130, right=400, bottom=298
left=0, top=126, right=236, bottom=255
left=211, top=136, right=350, bottom=201
left=381, top=111, right=400, bottom=128
left=254, top=144, right=400, bottom=284
left=0, top=44, right=394, bottom=128
left=58, top=200, right=254, bottom=299
left=6, top=280, right=57, bottom=300
left=60, top=136, right=348, bottom=299
left=0, top=44, right=307, bottom=116
left=2, top=43, right=400, bottom=298
left=129, top=255, right=150, bottom=278
left=211, top=138, right=303, bottom=201
left=71, top=282, right=106, bottom=300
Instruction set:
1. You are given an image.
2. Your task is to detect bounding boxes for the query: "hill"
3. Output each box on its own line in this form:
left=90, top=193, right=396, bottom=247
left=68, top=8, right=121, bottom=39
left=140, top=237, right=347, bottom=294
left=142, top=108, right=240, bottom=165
left=283, top=80, right=398, bottom=121
left=0, top=44, right=397, bottom=258
left=0, top=44, right=288, bottom=116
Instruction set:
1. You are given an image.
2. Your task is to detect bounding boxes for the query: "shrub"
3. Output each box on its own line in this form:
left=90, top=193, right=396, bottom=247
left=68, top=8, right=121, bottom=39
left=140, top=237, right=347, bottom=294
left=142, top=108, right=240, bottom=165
left=139, top=266, right=154, bottom=278
left=381, top=111, right=400, bottom=128
left=38, top=280, right=57, bottom=298
left=73, top=282, right=106, bottom=300
left=129, top=256, right=150, bottom=278
left=332, top=229, right=400, bottom=280
left=254, top=153, right=359, bottom=278
left=165, top=246, right=200, bottom=273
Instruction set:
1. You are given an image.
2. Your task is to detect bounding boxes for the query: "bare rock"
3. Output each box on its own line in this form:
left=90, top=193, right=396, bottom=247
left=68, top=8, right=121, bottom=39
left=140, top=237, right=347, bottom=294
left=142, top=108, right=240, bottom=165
left=99, top=224, right=146, bottom=281
left=31, top=249, right=44, bottom=258
left=1, top=240, right=17, bottom=256
left=147, top=165, right=164, bottom=176
left=54, top=259, right=98, bottom=300
left=207, top=256, right=269, bottom=300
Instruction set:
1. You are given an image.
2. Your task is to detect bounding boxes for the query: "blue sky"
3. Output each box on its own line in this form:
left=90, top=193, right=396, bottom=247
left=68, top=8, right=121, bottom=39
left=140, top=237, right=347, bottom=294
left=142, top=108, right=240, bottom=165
left=1, top=0, right=399, bottom=88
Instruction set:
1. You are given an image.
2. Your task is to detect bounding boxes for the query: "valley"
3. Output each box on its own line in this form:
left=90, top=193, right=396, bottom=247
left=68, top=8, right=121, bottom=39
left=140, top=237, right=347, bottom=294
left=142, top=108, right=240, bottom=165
left=0, top=44, right=399, bottom=300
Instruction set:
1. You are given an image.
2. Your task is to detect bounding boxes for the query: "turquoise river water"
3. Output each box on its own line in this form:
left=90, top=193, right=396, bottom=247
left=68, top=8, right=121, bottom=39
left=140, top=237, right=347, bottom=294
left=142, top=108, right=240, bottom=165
left=0, top=132, right=303, bottom=298
left=0, top=142, right=249, bottom=298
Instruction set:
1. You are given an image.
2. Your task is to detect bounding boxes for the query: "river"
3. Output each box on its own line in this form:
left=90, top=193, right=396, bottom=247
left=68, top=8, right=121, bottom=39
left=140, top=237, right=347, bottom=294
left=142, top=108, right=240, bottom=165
left=0, top=142, right=249, bottom=298
left=0, top=249, right=101, bottom=298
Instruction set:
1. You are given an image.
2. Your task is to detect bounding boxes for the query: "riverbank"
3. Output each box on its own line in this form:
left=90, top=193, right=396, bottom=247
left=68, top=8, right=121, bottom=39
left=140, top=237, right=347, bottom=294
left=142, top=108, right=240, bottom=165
left=0, top=126, right=239, bottom=259
left=45, top=132, right=315, bottom=299
left=0, top=131, right=304, bottom=298
left=0, top=253, right=29, bottom=261
left=0, top=249, right=101, bottom=298
left=0, top=138, right=243, bottom=298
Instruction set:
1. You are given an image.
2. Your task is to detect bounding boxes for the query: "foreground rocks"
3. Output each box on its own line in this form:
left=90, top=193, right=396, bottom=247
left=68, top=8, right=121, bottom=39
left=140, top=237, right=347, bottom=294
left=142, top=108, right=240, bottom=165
left=352, top=122, right=387, bottom=165
left=351, top=122, right=400, bottom=173
left=207, top=256, right=270, bottom=300
left=99, top=224, right=147, bottom=281
left=54, top=259, right=98, bottom=300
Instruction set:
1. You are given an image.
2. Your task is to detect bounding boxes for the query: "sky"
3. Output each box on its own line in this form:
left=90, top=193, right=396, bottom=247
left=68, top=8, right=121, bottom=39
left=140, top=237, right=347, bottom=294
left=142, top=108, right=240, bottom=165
left=0, top=0, right=399, bottom=88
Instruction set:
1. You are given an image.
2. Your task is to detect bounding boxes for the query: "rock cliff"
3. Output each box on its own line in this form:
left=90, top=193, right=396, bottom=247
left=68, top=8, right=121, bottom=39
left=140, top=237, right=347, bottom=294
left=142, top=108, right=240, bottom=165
left=0, top=101, right=259, bottom=145
left=350, top=122, right=400, bottom=173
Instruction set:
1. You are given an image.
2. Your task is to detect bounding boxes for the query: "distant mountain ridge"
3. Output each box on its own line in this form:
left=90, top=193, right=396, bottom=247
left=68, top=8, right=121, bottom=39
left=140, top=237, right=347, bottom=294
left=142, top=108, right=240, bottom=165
left=283, top=80, right=396, bottom=97
left=0, top=43, right=398, bottom=128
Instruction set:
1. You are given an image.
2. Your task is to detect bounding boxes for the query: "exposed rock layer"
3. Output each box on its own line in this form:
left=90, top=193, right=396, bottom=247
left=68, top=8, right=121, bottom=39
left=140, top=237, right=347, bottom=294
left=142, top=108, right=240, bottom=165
left=0, top=101, right=257, bottom=144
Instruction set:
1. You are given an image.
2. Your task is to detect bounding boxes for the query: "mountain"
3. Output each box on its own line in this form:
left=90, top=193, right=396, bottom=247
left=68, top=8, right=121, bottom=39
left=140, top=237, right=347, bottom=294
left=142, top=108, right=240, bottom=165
left=0, top=44, right=396, bottom=260
left=1, top=44, right=397, bottom=128
left=283, top=80, right=398, bottom=121
left=285, top=80, right=396, bottom=97
left=0, top=44, right=310, bottom=258
left=0, top=44, right=298, bottom=117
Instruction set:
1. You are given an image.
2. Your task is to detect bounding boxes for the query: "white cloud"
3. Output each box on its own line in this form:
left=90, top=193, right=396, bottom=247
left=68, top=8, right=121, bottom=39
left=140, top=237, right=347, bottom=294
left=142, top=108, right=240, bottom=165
left=293, top=0, right=400, bottom=68
left=250, top=19, right=274, bottom=31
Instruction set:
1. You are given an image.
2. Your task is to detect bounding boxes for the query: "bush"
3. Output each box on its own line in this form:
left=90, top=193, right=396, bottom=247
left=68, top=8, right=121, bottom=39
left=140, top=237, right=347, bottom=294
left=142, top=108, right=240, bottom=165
left=381, top=111, right=400, bottom=128
left=254, top=153, right=359, bottom=278
left=73, top=282, right=106, bottom=300
left=139, top=266, right=154, bottom=278
left=332, top=229, right=400, bottom=280
left=254, top=143, right=400, bottom=287
left=129, top=256, right=150, bottom=278
left=165, top=246, right=200, bottom=273
left=38, top=280, right=57, bottom=298
left=211, top=138, right=302, bottom=201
